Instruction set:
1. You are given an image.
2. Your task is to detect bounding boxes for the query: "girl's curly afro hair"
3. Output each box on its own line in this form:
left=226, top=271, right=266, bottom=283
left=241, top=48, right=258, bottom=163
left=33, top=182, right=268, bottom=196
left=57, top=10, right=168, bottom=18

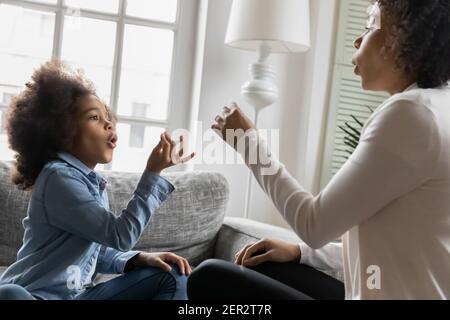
left=6, top=60, right=96, bottom=190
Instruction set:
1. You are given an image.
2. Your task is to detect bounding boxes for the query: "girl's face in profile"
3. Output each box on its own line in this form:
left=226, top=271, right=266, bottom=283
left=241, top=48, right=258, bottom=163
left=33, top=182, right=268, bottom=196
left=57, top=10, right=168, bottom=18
left=68, top=94, right=118, bottom=169
left=352, top=2, right=413, bottom=95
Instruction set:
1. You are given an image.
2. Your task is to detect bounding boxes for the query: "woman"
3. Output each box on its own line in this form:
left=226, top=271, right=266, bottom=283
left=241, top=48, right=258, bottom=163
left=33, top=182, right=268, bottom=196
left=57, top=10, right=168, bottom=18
left=188, top=0, right=450, bottom=299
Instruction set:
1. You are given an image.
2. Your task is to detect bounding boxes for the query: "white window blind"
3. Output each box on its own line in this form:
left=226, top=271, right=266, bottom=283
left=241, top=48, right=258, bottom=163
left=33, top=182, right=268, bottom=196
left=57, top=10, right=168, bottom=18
left=320, top=0, right=388, bottom=188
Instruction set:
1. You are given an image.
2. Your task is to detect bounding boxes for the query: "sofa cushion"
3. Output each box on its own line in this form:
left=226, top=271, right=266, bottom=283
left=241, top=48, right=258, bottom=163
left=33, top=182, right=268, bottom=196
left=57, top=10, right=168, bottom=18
left=0, top=160, right=229, bottom=268
left=104, top=169, right=228, bottom=266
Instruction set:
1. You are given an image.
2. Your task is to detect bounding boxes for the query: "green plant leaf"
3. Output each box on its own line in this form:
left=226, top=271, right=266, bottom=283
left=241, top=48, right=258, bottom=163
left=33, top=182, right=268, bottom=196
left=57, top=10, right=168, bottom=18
left=338, top=108, right=375, bottom=158
left=339, top=125, right=360, bottom=141
left=344, top=137, right=358, bottom=149
left=344, top=122, right=361, bottom=138
left=350, top=115, right=364, bottom=127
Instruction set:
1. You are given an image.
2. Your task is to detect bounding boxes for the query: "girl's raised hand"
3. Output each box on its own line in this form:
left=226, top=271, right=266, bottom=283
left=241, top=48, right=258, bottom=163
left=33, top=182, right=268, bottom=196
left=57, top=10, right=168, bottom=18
left=146, top=132, right=195, bottom=174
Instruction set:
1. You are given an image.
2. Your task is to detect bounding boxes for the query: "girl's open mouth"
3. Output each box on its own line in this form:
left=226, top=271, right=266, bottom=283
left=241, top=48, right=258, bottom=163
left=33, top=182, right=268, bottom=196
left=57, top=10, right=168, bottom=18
left=107, top=133, right=118, bottom=149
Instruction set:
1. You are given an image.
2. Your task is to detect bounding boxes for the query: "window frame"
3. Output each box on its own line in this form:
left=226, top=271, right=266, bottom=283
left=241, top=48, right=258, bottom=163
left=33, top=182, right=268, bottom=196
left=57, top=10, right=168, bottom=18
left=0, top=0, right=199, bottom=168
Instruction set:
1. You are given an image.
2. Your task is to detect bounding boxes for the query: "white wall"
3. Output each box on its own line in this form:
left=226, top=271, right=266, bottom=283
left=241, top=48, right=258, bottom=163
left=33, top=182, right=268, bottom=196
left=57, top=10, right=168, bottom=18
left=191, top=0, right=338, bottom=228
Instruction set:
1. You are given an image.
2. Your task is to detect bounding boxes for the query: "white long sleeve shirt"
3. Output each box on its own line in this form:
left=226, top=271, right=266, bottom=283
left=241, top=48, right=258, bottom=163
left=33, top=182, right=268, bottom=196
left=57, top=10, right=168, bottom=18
left=238, top=82, right=450, bottom=299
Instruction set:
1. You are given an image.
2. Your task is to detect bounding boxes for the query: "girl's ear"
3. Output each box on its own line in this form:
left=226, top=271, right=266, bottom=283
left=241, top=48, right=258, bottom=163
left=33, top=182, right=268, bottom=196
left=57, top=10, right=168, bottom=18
left=63, top=123, right=80, bottom=155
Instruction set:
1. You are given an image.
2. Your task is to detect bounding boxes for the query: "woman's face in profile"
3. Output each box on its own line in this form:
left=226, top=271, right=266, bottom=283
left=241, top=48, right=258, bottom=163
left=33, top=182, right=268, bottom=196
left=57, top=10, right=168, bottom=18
left=351, top=3, right=410, bottom=94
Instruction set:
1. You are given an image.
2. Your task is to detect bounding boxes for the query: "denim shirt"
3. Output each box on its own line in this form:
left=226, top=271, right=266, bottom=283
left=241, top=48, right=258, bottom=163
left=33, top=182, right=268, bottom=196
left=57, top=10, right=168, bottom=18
left=0, top=152, right=175, bottom=300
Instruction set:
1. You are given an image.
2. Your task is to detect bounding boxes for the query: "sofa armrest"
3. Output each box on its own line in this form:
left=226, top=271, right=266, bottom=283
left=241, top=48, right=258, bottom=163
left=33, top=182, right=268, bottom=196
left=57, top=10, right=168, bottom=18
left=213, top=217, right=344, bottom=282
left=213, top=217, right=300, bottom=262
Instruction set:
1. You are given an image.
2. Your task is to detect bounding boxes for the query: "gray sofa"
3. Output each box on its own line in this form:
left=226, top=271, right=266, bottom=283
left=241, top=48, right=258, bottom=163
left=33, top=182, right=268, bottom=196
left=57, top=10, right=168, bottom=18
left=0, top=160, right=308, bottom=284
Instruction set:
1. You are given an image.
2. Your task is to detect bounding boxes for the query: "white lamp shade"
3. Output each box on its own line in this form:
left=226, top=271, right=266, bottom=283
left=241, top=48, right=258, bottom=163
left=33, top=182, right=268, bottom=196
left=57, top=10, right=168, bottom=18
left=225, top=0, right=310, bottom=53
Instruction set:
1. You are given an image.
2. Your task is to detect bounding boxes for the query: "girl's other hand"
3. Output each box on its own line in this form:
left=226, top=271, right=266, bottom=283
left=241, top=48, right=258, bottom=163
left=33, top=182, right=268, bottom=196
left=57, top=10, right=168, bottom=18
left=127, top=252, right=192, bottom=275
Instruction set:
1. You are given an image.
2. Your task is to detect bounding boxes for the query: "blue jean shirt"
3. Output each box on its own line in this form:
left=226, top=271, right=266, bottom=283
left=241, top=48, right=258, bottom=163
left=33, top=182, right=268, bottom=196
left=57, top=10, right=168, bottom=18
left=0, top=152, right=175, bottom=300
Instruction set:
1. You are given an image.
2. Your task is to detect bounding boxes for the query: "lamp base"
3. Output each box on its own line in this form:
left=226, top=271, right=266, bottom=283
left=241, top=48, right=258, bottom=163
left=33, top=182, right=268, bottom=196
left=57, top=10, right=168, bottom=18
left=241, top=47, right=277, bottom=220
left=241, top=61, right=278, bottom=111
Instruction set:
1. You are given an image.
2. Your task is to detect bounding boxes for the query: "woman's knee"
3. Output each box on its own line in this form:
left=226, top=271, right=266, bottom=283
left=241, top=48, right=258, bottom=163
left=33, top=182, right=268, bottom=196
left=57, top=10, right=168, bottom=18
left=0, top=284, right=34, bottom=300
left=190, top=259, right=229, bottom=278
left=190, top=259, right=238, bottom=280
left=187, top=259, right=233, bottom=299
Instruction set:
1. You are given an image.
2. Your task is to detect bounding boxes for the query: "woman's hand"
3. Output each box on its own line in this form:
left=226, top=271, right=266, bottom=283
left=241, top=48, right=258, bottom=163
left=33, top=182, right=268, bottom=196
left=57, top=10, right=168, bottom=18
left=146, top=132, right=195, bottom=174
left=235, top=238, right=301, bottom=268
left=126, top=252, right=192, bottom=275
left=211, top=103, right=256, bottom=143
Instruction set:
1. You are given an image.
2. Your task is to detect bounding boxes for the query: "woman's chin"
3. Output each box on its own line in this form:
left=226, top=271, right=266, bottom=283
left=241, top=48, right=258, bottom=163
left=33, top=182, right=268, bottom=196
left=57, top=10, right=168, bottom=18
left=359, top=75, right=386, bottom=92
left=360, top=78, right=374, bottom=91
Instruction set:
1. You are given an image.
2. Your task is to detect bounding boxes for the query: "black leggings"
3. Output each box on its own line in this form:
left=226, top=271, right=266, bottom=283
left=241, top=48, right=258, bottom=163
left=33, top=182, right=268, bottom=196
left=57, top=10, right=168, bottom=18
left=187, top=259, right=345, bottom=300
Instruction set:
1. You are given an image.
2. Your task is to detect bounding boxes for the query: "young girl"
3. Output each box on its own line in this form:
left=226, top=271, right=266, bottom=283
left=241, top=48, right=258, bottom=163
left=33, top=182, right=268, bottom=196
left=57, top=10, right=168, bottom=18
left=0, top=60, right=195, bottom=300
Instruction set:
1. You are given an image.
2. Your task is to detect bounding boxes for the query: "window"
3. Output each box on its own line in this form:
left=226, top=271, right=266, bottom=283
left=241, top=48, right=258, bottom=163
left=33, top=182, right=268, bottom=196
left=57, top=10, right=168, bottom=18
left=61, top=16, right=116, bottom=104
left=320, top=0, right=388, bottom=188
left=0, top=0, right=198, bottom=172
left=129, top=102, right=150, bottom=148
left=65, top=0, right=119, bottom=14
left=126, top=0, right=178, bottom=22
